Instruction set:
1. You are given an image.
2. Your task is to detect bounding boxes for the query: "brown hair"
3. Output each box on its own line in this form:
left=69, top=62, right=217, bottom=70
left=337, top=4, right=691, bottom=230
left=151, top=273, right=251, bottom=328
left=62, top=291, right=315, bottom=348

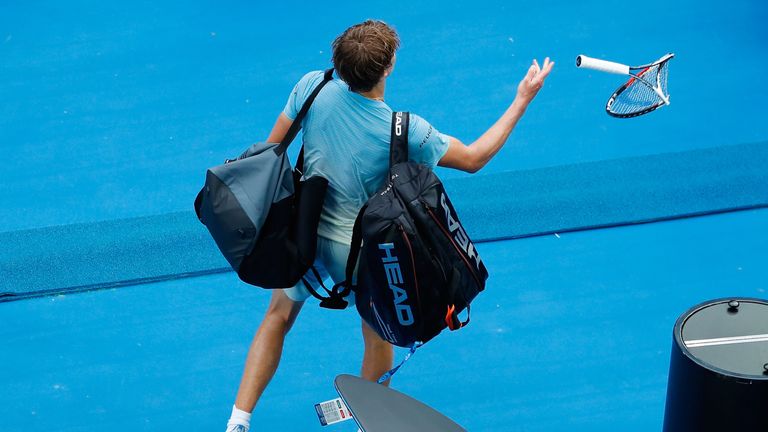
left=332, top=20, right=400, bottom=93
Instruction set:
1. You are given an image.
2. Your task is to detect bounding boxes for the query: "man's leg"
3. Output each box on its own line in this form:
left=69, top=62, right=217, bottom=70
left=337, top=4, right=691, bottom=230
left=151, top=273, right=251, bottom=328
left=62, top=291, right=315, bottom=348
left=360, top=320, right=394, bottom=386
left=234, top=289, right=304, bottom=412
left=314, top=237, right=394, bottom=386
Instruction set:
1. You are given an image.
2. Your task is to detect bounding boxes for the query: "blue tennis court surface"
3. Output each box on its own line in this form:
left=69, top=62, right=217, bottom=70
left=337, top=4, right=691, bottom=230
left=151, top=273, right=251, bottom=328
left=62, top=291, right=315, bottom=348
left=3, top=209, right=767, bottom=431
left=2, top=0, right=767, bottom=431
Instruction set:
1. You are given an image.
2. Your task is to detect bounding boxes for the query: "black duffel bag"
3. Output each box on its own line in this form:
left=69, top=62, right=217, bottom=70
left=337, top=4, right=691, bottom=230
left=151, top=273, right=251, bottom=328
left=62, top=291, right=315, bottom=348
left=194, top=69, right=349, bottom=308
left=343, top=112, right=489, bottom=348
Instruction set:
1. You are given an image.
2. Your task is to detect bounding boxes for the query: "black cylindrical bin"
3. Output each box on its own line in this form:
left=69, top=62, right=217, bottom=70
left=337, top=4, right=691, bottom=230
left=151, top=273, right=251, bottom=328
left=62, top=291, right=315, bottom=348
left=663, top=298, right=768, bottom=432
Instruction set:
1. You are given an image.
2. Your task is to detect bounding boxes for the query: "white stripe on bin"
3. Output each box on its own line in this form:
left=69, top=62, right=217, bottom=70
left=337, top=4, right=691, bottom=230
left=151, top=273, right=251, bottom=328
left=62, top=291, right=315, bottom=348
left=685, top=333, right=768, bottom=348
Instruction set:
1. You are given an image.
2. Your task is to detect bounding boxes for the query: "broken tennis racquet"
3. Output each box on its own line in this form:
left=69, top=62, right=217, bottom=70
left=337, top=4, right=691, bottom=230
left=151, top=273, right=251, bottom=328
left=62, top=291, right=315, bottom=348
left=576, top=53, right=674, bottom=118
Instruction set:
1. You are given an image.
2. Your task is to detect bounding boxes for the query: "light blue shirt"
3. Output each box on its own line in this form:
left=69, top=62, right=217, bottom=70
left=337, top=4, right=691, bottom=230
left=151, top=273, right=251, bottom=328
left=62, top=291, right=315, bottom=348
left=283, top=70, right=451, bottom=245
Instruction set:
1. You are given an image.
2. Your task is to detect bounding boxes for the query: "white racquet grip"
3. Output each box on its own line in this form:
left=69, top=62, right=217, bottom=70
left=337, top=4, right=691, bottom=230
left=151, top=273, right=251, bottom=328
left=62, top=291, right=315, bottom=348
left=576, top=55, right=630, bottom=75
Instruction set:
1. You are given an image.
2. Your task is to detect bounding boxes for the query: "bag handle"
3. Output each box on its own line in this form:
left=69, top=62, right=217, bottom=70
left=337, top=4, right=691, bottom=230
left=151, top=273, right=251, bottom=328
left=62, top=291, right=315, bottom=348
left=301, top=266, right=349, bottom=310
left=389, top=111, right=410, bottom=170
left=276, top=68, right=335, bottom=159
left=445, top=304, right=471, bottom=330
left=332, top=202, right=368, bottom=300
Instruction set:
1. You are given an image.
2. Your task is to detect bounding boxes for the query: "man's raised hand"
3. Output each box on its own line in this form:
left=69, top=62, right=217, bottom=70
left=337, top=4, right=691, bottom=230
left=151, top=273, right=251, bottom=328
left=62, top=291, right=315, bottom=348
left=516, top=57, right=554, bottom=104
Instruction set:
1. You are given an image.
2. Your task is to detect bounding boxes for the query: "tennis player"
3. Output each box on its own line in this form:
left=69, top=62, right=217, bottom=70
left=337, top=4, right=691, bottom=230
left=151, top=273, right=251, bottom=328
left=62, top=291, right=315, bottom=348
left=226, top=20, right=553, bottom=431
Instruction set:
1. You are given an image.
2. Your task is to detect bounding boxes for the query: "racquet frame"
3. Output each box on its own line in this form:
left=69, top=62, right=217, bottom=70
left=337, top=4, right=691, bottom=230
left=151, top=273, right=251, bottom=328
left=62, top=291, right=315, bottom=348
left=578, top=53, right=674, bottom=118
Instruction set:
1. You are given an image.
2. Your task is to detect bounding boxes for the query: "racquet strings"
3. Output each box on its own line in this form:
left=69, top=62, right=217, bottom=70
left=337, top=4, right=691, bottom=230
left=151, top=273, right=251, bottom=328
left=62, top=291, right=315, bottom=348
left=609, top=61, right=670, bottom=116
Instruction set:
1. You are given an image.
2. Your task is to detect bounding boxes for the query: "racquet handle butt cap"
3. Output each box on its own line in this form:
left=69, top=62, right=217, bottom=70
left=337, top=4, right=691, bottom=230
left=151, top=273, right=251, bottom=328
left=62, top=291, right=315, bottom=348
left=574, top=55, right=630, bottom=75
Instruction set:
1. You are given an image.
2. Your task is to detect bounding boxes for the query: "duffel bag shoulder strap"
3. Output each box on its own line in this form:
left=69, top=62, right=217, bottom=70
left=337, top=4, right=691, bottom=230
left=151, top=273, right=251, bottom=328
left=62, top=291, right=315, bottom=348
left=276, top=68, right=334, bottom=159
left=195, top=69, right=333, bottom=219
left=389, top=111, right=410, bottom=169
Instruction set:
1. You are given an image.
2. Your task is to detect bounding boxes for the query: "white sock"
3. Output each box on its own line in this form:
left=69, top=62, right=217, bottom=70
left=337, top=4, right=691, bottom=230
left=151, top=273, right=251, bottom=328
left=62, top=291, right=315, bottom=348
left=227, top=404, right=251, bottom=430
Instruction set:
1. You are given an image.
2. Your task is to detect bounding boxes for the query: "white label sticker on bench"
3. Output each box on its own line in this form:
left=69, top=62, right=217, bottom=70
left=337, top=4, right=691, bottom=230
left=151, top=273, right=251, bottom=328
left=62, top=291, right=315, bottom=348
left=315, top=397, right=353, bottom=426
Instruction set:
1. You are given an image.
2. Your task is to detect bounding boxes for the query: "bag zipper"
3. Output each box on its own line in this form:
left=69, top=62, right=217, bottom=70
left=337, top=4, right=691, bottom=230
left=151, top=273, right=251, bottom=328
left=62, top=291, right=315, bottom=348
left=422, top=203, right=483, bottom=289
left=398, top=224, right=423, bottom=317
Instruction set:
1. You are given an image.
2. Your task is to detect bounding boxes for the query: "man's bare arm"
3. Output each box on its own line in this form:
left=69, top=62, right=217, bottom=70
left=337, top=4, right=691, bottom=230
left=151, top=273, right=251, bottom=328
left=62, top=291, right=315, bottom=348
left=438, top=58, right=554, bottom=173
left=438, top=98, right=529, bottom=173
left=266, top=112, right=294, bottom=143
